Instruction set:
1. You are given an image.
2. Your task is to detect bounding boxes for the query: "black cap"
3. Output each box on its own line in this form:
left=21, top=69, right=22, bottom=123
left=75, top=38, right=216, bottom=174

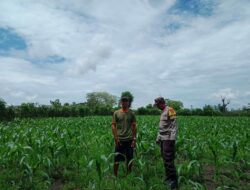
left=154, top=97, right=165, bottom=106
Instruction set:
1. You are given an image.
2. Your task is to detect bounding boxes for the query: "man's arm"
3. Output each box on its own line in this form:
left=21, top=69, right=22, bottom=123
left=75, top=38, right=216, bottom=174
left=131, top=122, right=137, bottom=148
left=112, top=122, right=120, bottom=146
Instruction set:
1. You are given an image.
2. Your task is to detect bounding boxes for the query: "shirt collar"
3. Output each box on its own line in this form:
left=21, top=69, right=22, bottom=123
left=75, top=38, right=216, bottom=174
left=120, top=108, right=129, bottom=113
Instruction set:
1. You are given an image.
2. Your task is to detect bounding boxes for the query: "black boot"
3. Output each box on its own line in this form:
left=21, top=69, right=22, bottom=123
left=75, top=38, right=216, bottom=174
left=165, top=179, right=178, bottom=190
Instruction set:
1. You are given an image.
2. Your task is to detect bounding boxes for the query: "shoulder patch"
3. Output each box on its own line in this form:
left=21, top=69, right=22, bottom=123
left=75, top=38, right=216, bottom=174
left=168, top=107, right=176, bottom=119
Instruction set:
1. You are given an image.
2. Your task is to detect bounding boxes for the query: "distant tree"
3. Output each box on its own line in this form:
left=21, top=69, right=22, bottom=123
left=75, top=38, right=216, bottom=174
left=37, top=105, right=49, bottom=117
left=70, top=105, right=78, bottom=117
left=86, top=92, right=117, bottom=109
left=50, top=99, right=62, bottom=109
left=19, top=103, right=37, bottom=118
left=93, top=105, right=113, bottom=115
left=192, top=108, right=203, bottom=116
left=0, top=98, right=7, bottom=121
left=78, top=105, right=91, bottom=116
left=49, top=99, right=62, bottom=117
left=5, top=106, right=15, bottom=121
left=178, top=108, right=192, bottom=116
left=64, top=103, right=70, bottom=106
left=203, top=105, right=216, bottom=116
left=136, top=104, right=160, bottom=115
left=165, top=99, right=183, bottom=111
left=146, top=104, right=153, bottom=109
left=148, top=108, right=161, bottom=115
left=244, top=103, right=250, bottom=110
left=61, top=105, right=71, bottom=117
left=218, top=96, right=230, bottom=113
left=145, top=104, right=160, bottom=114
left=137, top=107, right=148, bottom=115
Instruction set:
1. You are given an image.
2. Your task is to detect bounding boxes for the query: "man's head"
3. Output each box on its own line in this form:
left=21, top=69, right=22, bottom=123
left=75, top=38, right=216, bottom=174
left=154, top=97, right=166, bottom=110
left=120, top=91, right=134, bottom=108
left=121, top=96, right=130, bottom=109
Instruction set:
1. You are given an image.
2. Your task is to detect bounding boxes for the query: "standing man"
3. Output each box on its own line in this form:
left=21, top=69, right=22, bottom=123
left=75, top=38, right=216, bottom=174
left=154, top=97, right=178, bottom=190
left=112, top=95, right=137, bottom=177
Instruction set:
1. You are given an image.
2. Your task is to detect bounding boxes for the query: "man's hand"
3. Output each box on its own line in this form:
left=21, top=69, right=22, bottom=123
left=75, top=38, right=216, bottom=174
left=131, top=138, right=136, bottom=148
left=115, top=138, right=121, bottom=147
left=156, top=135, right=161, bottom=145
left=156, top=139, right=161, bottom=145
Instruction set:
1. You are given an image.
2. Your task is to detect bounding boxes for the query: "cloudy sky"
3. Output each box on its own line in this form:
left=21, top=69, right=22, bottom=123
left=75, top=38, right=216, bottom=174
left=0, top=0, right=249, bottom=109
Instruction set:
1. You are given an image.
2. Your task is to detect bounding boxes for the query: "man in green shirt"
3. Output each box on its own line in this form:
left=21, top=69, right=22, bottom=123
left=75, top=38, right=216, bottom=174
left=112, top=95, right=137, bottom=176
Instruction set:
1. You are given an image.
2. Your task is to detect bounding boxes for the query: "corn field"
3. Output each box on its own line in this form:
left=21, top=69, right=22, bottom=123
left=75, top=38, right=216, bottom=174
left=0, top=116, right=249, bottom=190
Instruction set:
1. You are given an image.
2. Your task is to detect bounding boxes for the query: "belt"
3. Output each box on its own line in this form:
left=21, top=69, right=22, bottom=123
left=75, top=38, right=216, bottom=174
left=160, top=131, right=171, bottom=135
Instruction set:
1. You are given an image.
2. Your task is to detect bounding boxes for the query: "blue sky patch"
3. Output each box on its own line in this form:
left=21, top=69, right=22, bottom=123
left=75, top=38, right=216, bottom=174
left=42, top=55, right=65, bottom=64
left=164, top=22, right=184, bottom=34
left=0, top=28, right=27, bottom=51
left=170, top=0, right=215, bottom=16
left=31, top=55, right=66, bottom=65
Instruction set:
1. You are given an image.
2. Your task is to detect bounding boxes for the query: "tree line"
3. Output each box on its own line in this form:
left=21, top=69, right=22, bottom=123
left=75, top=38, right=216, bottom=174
left=1, top=91, right=250, bottom=121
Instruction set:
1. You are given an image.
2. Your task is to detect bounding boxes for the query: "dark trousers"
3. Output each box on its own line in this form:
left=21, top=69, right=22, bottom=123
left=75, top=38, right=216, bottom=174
left=160, top=140, right=177, bottom=182
left=114, top=140, right=133, bottom=163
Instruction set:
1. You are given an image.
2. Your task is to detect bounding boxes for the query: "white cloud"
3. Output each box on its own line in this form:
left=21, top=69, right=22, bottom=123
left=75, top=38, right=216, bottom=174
left=66, top=43, right=112, bottom=76
left=0, top=0, right=249, bottom=108
left=0, top=57, right=57, bottom=85
left=212, top=88, right=239, bottom=99
left=9, top=90, right=37, bottom=102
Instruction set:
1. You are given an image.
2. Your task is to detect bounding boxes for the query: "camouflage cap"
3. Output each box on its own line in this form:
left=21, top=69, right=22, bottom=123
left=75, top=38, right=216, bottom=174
left=121, top=96, right=129, bottom=102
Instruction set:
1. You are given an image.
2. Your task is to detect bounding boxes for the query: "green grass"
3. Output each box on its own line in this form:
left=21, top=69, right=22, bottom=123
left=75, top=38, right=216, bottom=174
left=0, top=116, right=249, bottom=190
